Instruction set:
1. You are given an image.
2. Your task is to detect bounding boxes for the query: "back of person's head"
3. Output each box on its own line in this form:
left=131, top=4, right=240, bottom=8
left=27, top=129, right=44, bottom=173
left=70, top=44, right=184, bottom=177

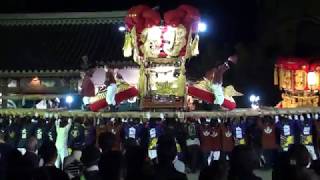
left=229, top=145, right=260, bottom=175
left=7, top=149, right=33, bottom=180
left=313, top=159, right=320, bottom=176
left=38, top=141, right=57, bottom=165
left=81, top=145, right=101, bottom=167
left=157, top=134, right=177, bottom=165
left=295, top=170, right=320, bottom=180
left=98, top=132, right=115, bottom=153
left=288, top=144, right=311, bottom=168
left=7, top=149, right=23, bottom=168
left=0, top=131, right=5, bottom=141
left=84, top=63, right=95, bottom=77
left=125, top=145, right=146, bottom=170
left=99, top=151, right=122, bottom=180
left=199, top=160, right=229, bottom=180
left=116, top=72, right=123, bottom=80
left=26, top=136, right=38, bottom=152
left=105, top=71, right=116, bottom=86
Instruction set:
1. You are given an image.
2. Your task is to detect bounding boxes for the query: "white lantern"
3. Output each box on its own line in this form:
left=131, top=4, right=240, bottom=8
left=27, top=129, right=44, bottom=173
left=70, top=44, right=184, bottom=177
left=308, top=71, right=317, bottom=86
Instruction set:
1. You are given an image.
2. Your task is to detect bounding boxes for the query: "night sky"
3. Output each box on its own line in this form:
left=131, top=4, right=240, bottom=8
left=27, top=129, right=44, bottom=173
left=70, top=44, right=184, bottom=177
left=1, top=0, right=320, bottom=107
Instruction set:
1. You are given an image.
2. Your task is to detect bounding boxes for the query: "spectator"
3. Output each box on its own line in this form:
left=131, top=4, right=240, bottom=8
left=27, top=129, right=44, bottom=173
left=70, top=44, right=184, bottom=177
left=199, top=160, right=229, bottom=180
left=313, top=159, right=320, bottom=176
left=23, top=136, right=40, bottom=168
left=125, top=145, right=153, bottom=180
left=80, top=145, right=101, bottom=180
left=99, top=150, right=122, bottom=180
left=286, top=144, right=319, bottom=180
left=0, top=131, right=14, bottom=180
left=33, top=141, right=69, bottom=180
left=6, top=149, right=33, bottom=180
left=272, top=151, right=290, bottom=180
left=154, top=134, right=187, bottom=180
left=98, top=131, right=122, bottom=180
left=63, top=147, right=83, bottom=179
left=228, top=145, right=261, bottom=180
left=98, top=132, right=115, bottom=153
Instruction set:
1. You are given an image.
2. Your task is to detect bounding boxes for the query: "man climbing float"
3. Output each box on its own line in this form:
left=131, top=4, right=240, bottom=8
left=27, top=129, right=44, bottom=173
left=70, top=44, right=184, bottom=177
left=88, top=69, right=139, bottom=112
left=80, top=56, right=95, bottom=110
left=188, top=54, right=242, bottom=110
left=211, top=55, right=238, bottom=110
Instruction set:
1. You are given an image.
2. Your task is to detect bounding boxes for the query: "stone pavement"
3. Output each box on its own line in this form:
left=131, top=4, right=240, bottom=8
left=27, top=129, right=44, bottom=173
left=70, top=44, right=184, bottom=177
left=186, top=169, right=272, bottom=180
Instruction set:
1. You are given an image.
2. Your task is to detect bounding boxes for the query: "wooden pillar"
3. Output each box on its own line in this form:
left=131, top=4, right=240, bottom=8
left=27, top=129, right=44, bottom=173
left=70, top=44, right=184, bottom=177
left=65, top=78, right=72, bottom=92
left=0, top=78, right=8, bottom=108
left=70, top=78, right=79, bottom=92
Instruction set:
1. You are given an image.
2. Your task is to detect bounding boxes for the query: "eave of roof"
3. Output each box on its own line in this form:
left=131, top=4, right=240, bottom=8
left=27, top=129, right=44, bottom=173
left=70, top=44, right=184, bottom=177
left=0, top=69, right=81, bottom=78
left=0, top=11, right=126, bottom=26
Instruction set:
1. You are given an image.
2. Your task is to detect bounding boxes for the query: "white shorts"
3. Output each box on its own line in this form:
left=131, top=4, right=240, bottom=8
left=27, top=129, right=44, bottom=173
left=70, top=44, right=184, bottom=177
left=186, top=138, right=200, bottom=146
left=208, top=151, right=221, bottom=165
left=212, top=84, right=224, bottom=105
left=306, top=145, right=317, bottom=160
left=148, top=150, right=157, bottom=160
left=82, top=97, right=90, bottom=105
left=17, top=148, right=26, bottom=155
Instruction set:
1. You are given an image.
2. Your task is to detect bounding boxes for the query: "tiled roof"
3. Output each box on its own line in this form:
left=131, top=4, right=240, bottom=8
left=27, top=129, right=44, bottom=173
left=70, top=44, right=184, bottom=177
left=0, top=69, right=80, bottom=78
left=0, top=11, right=125, bottom=26
left=0, top=23, right=135, bottom=71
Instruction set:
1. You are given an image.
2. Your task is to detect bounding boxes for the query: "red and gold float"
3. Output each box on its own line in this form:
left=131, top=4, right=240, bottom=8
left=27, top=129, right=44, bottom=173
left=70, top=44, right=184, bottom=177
left=274, top=57, right=319, bottom=108
left=123, top=4, right=201, bottom=109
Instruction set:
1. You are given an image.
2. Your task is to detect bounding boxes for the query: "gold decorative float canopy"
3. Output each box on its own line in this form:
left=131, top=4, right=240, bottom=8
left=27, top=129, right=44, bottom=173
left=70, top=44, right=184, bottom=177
left=122, top=5, right=201, bottom=109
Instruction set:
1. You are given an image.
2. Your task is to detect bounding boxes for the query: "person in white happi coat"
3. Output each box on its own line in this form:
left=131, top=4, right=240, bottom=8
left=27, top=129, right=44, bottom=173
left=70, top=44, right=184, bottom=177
left=55, top=118, right=72, bottom=168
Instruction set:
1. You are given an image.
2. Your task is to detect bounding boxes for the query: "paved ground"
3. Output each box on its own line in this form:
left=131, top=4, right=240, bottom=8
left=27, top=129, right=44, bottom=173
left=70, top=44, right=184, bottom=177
left=186, top=169, right=272, bottom=180
left=254, top=169, right=272, bottom=180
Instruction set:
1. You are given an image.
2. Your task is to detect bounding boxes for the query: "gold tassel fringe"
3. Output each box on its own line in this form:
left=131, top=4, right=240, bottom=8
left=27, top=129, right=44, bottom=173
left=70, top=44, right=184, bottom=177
left=176, top=62, right=186, bottom=97
left=274, top=67, right=278, bottom=85
left=138, top=65, right=146, bottom=97
left=191, top=34, right=199, bottom=56
left=279, top=68, right=284, bottom=90
left=123, top=32, right=133, bottom=57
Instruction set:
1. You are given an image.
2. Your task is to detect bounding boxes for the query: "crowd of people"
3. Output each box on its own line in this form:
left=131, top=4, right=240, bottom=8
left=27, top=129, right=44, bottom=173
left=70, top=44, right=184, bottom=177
left=1, top=121, right=320, bottom=180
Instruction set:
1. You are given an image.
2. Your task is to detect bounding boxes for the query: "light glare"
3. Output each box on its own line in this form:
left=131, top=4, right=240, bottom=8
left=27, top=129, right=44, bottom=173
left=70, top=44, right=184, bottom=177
left=198, top=22, right=207, bottom=32
left=249, top=95, right=256, bottom=102
left=249, top=94, right=260, bottom=109
left=66, top=95, right=74, bottom=104
left=118, top=26, right=126, bottom=32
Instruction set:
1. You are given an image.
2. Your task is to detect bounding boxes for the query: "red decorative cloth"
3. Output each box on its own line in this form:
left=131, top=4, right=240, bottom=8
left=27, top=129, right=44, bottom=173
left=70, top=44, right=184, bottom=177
left=187, top=86, right=237, bottom=110
left=89, top=87, right=139, bottom=112
left=187, top=86, right=213, bottom=103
